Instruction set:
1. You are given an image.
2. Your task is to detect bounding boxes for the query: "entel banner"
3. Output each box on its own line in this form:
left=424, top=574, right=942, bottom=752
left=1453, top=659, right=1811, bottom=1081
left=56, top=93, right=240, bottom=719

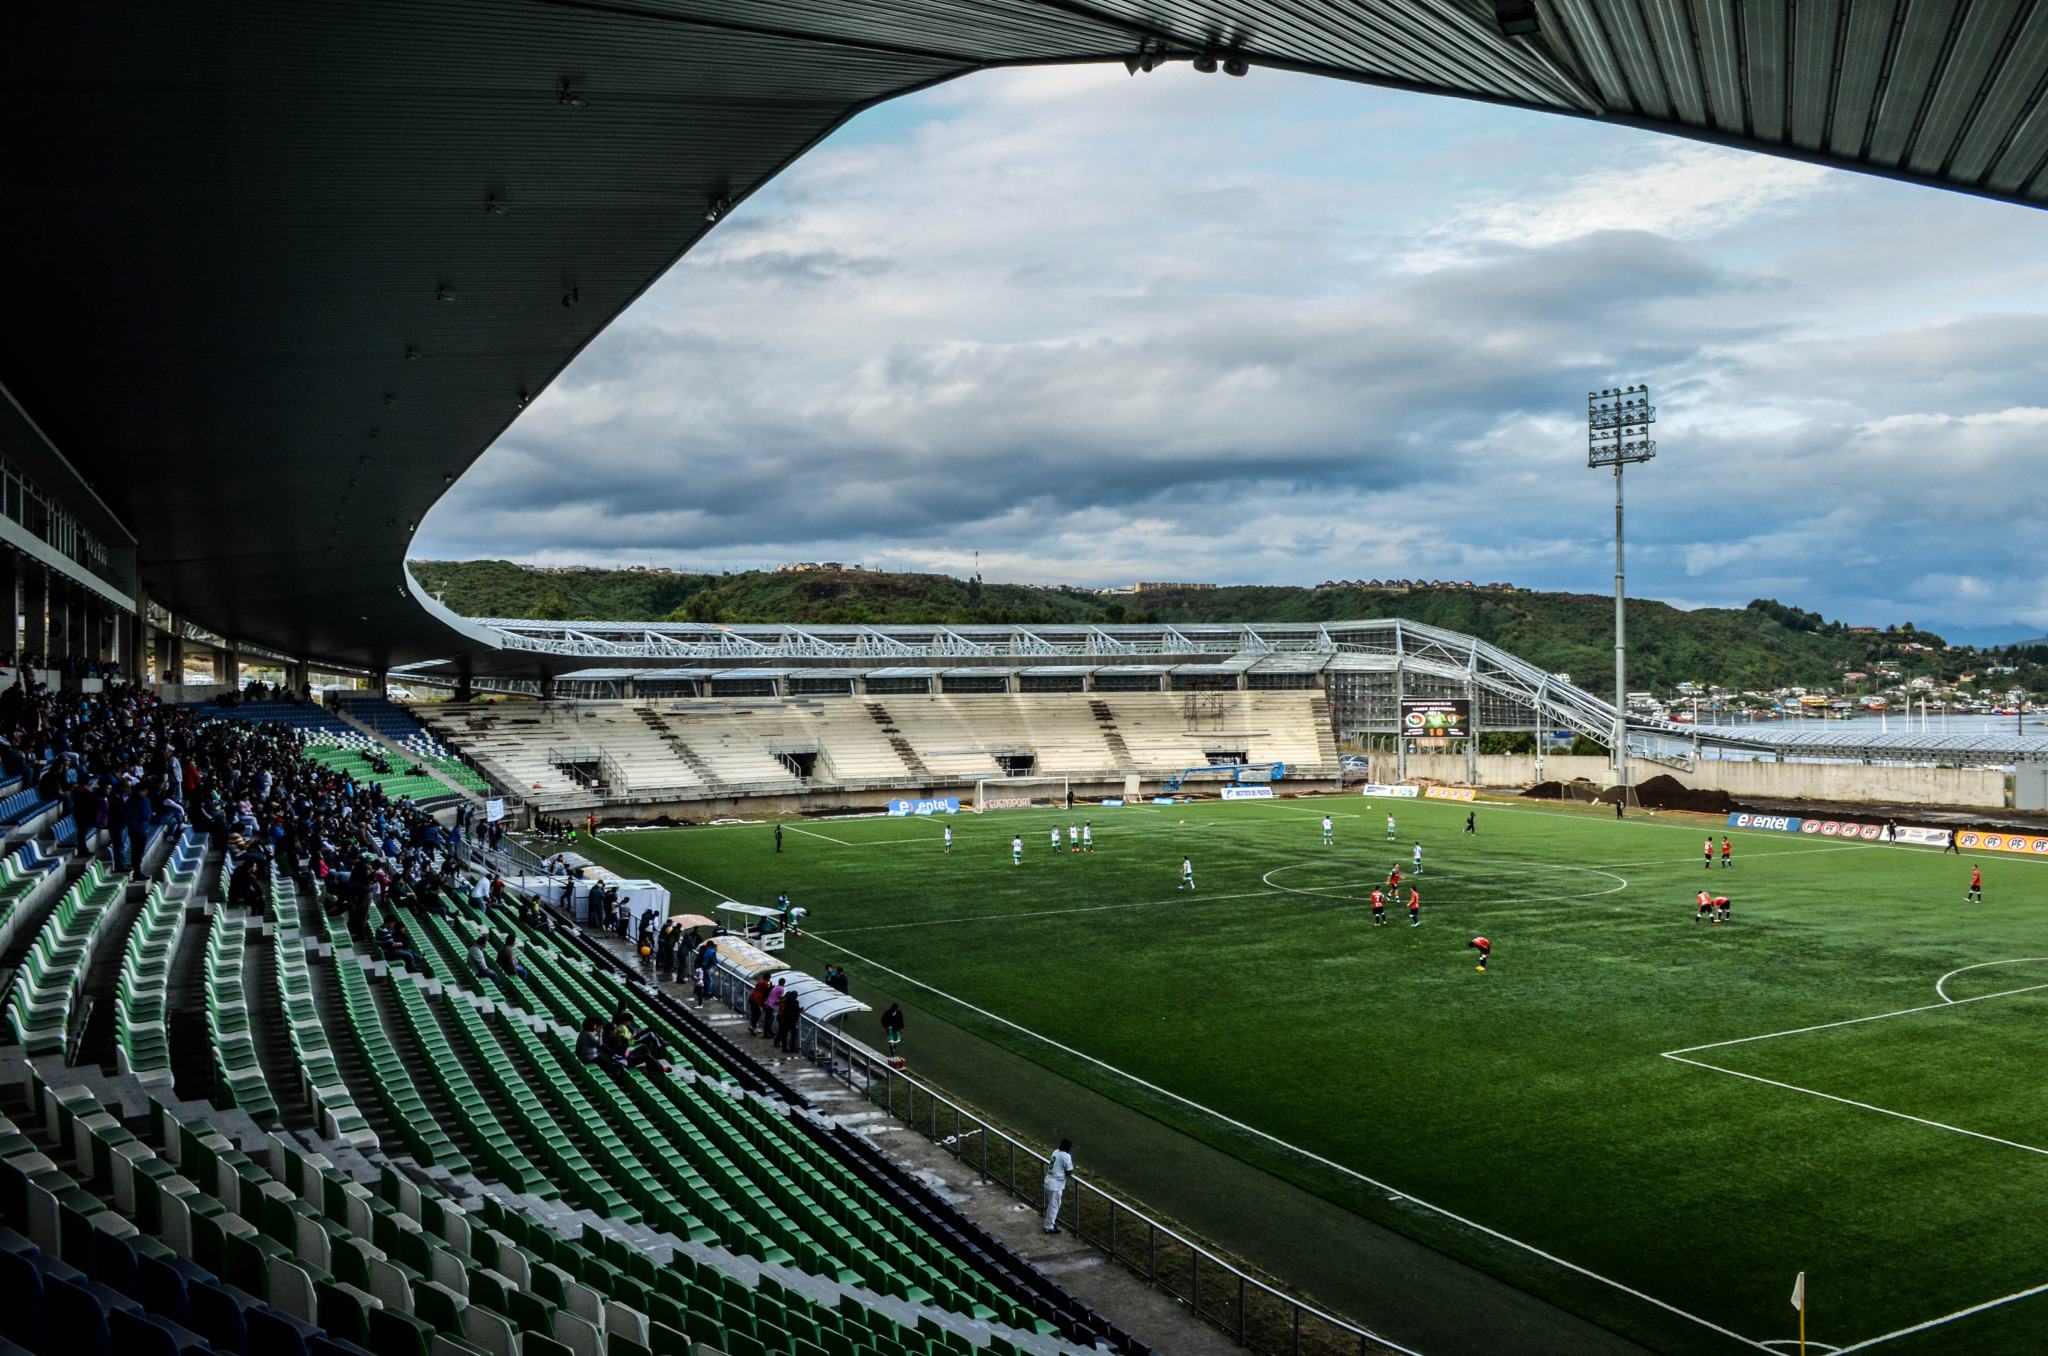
left=1360, top=784, right=1422, bottom=798
left=1802, top=818, right=1885, bottom=841
left=888, top=797, right=959, bottom=817
left=1221, top=786, right=1273, bottom=801
left=1728, top=812, right=1803, bottom=833
left=1895, top=825, right=1953, bottom=847
left=1954, top=829, right=2048, bottom=857
left=1424, top=787, right=1477, bottom=802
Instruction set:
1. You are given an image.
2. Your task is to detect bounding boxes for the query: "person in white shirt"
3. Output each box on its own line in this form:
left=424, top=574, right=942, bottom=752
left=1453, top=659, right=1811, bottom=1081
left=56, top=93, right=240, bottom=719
left=1081, top=822, right=1093, bottom=853
left=1386, top=813, right=1397, bottom=841
left=943, top=824, right=953, bottom=855
left=1049, top=826, right=1061, bottom=852
left=1412, top=841, right=1423, bottom=875
left=1068, top=823, right=1079, bottom=853
left=1043, top=1139, right=1075, bottom=1233
left=1012, top=835, right=1023, bottom=866
left=1321, top=815, right=1333, bottom=846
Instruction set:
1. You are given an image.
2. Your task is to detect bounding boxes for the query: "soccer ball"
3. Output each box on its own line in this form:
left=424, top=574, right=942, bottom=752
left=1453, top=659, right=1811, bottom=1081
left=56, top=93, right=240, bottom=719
left=639, top=945, right=651, bottom=958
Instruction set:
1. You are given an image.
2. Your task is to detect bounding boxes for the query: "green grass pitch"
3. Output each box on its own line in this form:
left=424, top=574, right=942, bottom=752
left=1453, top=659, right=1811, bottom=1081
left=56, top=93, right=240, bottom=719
left=574, top=793, right=2048, bottom=1354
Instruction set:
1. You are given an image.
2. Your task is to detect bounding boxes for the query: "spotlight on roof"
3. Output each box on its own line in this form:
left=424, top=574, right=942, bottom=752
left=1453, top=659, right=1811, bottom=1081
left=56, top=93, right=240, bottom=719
left=383, top=392, right=398, bottom=406
left=404, top=346, right=421, bottom=361
left=1493, top=0, right=1540, bottom=36
left=484, top=194, right=508, bottom=216
left=1192, top=52, right=1218, bottom=73
left=557, top=80, right=586, bottom=108
left=435, top=285, right=455, bottom=302
left=1223, top=55, right=1250, bottom=76
left=561, top=285, right=579, bottom=308
left=515, top=387, right=530, bottom=409
left=705, top=194, right=734, bottom=224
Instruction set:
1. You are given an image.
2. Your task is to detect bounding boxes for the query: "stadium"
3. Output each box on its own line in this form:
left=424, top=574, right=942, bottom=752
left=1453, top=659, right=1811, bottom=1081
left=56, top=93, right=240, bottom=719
left=5, top=5, right=2048, bottom=1356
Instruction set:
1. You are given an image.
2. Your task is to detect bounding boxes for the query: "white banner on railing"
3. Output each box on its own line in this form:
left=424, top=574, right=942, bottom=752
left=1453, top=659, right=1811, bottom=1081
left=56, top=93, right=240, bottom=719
left=485, top=797, right=505, bottom=822
left=1220, top=786, right=1273, bottom=800
left=1360, top=783, right=1421, bottom=798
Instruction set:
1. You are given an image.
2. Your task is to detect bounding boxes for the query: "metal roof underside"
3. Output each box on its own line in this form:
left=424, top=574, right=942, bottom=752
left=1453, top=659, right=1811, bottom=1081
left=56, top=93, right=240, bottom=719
left=10, top=1, right=2048, bottom=671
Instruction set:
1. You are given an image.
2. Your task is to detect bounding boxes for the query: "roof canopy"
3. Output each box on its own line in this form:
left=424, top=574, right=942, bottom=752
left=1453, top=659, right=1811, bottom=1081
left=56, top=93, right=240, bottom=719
left=11, top=2, right=2047, bottom=668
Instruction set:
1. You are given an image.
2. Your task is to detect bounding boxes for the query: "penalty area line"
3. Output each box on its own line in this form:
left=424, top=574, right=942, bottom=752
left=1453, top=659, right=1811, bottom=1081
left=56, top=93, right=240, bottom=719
left=1659, top=1054, right=2048, bottom=1159
left=1828, top=1278, right=2048, bottom=1352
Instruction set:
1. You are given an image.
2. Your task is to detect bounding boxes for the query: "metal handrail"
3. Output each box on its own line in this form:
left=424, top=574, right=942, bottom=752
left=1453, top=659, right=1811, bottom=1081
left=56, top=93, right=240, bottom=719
left=698, top=963, right=1417, bottom=1356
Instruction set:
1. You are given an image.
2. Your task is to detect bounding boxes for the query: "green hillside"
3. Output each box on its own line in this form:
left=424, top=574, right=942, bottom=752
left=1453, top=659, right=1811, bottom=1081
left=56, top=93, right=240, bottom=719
left=407, top=559, right=1959, bottom=691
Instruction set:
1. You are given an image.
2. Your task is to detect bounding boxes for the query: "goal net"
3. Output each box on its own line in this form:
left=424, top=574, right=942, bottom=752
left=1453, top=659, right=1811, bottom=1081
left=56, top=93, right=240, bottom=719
left=973, top=776, right=1071, bottom=813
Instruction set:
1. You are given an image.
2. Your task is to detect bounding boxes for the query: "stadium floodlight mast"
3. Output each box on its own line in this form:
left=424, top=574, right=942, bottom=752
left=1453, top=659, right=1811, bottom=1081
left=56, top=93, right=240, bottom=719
left=1587, top=384, right=1657, bottom=791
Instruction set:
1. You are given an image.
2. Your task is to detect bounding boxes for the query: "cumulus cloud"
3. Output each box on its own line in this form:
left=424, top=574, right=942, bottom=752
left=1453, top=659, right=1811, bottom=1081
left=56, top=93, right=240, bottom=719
left=417, top=65, right=2048, bottom=637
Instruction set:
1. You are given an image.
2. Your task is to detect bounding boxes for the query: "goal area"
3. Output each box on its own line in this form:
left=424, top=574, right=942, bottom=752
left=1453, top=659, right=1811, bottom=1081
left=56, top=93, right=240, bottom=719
left=973, top=776, right=1071, bottom=813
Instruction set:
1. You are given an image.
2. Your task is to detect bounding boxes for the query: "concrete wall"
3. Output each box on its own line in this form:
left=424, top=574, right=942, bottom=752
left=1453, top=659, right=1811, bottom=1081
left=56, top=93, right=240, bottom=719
left=1401, top=753, right=2007, bottom=809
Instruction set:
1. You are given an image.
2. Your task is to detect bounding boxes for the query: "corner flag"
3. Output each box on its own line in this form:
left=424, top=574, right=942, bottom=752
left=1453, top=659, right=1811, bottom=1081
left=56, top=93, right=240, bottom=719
left=1791, top=1272, right=1806, bottom=1356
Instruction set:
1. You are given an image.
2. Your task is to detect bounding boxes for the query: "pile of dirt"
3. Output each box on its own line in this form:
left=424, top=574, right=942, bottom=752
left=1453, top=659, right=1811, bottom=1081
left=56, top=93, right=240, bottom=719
left=1623, top=774, right=1737, bottom=815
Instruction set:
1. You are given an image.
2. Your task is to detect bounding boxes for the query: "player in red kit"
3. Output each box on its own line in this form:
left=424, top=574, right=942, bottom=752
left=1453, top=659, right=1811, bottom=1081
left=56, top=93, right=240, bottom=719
left=1967, top=865, right=1983, bottom=903
left=1713, top=894, right=1731, bottom=924
left=1703, top=838, right=1713, bottom=870
left=1721, top=837, right=1732, bottom=868
left=1369, top=889, right=1386, bottom=926
left=1469, top=936, right=1490, bottom=971
left=1408, top=887, right=1421, bottom=928
left=1696, top=889, right=1713, bottom=924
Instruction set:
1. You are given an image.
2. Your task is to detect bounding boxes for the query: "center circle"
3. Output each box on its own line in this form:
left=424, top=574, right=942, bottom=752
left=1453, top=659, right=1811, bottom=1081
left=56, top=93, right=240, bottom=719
left=1260, top=858, right=1629, bottom=905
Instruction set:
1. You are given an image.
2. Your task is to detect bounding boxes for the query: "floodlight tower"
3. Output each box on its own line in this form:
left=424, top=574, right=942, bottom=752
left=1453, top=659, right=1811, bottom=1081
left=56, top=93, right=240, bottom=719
left=1587, top=385, right=1657, bottom=789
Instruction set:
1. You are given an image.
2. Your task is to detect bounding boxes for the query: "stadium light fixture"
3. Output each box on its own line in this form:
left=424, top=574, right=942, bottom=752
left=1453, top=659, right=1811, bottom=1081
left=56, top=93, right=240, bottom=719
left=1193, top=52, right=1218, bottom=74
left=436, top=284, right=455, bottom=302
left=556, top=80, right=586, bottom=108
left=1588, top=383, right=1657, bottom=791
left=1223, top=55, right=1250, bottom=76
left=704, top=194, right=734, bottom=224
left=484, top=194, right=508, bottom=216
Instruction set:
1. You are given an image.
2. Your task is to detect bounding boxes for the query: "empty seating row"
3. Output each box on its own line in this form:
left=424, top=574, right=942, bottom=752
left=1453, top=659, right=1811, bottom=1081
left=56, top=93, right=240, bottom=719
left=269, top=888, right=375, bottom=1149
left=328, top=959, right=466, bottom=1173
left=203, top=909, right=277, bottom=1122
left=0, top=839, right=65, bottom=957
left=113, top=882, right=186, bottom=1085
left=5, top=862, right=126, bottom=1056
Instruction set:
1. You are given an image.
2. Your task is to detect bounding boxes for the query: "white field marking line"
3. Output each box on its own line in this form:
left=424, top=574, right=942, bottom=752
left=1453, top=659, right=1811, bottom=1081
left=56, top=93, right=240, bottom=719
left=790, top=932, right=1776, bottom=1354
left=782, top=823, right=854, bottom=845
left=1762, top=1341, right=1842, bottom=1354
left=818, top=888, right=1291, bottom=935
left=1259, top=860, right=1630, bottom=906
left=1934, top=956, right=2048, bottom=1004
left=1660, top=1052, right=2048, bottom=1159
left=597, top=828, right=1775, bottom=1352
left=1828, top=1278, right=2048, bottom=1353
left=1663, top=979, right=2048, bottom=1059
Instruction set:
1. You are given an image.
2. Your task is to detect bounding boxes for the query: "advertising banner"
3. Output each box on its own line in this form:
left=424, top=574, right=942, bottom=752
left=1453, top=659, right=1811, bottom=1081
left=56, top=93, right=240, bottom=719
left=1151, top=796, right=1179, bottom=805
left=888, top=797, right=960, bottom=817
left=1221, top=786, right=1274, bottom=801
left=1360, top=784, right=1422, bottom=798
left=484, top=798, right=505, bottom=823
left=979, top=797, right=1034, bottom=812
left=1800, top=818, right=1885, bottom=841
left=1424, top=787, right=1476, bottom=802
left=1728, top=812, right=1803, bottom=833
left=1098, top=798, right=1126, bottom=808
left=1953, top=829, right=2048, bottom=857
left=1894, top=825, right=1953, bottom=847
left=1401, top=698, right=1471, bottom=739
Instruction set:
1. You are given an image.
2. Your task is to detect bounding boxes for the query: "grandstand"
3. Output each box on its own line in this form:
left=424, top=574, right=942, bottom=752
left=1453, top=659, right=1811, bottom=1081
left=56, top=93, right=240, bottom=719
left=416, top=690, right=1339, bottom=814
left=0, top=687, right=1153, bottom=1356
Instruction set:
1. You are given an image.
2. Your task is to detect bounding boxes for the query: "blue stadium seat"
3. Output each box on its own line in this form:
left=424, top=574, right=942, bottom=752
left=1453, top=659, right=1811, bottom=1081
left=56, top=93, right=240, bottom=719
left=0, top=1248, right=40, bottom=1351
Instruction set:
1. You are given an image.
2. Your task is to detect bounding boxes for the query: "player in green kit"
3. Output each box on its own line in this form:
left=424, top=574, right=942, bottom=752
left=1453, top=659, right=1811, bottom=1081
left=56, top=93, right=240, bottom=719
left=1178, top=856, right=1195, bottom=892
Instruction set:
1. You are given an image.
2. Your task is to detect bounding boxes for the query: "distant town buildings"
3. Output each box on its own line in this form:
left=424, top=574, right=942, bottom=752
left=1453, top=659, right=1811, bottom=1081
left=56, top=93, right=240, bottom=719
left=1314, top=578, right=1524, bottom=593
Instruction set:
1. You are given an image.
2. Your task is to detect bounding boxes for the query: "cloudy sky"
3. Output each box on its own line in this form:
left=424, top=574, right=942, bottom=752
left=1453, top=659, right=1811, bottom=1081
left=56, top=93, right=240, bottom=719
left=415, top=64, right=2048, bottom=644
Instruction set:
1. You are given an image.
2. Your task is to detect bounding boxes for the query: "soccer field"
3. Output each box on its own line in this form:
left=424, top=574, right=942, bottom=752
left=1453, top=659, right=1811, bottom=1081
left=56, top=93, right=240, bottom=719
left=575, top=793, right=2048, bottom=1355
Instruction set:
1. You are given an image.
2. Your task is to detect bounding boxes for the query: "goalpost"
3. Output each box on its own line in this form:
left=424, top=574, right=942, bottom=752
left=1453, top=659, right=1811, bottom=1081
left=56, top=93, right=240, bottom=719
left=973, top=775, right=1072, bottom=813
